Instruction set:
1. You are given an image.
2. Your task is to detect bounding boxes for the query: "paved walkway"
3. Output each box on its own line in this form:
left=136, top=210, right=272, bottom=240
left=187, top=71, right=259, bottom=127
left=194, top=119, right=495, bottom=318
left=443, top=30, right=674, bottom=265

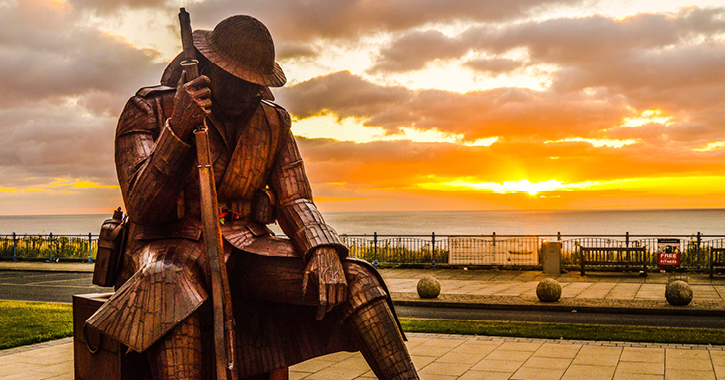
left=381, top=268, right=725, bottom=315
left=2, top=334, right=725, bottom=380
left=3, top=263, right=725, bottom=379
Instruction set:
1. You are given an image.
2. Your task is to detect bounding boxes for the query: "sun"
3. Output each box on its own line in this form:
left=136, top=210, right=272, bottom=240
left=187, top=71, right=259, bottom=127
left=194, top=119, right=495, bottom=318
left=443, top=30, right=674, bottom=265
left=508, top=180, right=557, bottom=195
left=417, top=178, right=586, bottom=195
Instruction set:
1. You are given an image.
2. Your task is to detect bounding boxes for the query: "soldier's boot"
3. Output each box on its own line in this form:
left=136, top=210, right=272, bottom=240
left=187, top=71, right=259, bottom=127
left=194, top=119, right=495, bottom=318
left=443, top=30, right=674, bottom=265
left=147, top=312, right=203, bottom=380
left=346, top=298, right=419, bottom=380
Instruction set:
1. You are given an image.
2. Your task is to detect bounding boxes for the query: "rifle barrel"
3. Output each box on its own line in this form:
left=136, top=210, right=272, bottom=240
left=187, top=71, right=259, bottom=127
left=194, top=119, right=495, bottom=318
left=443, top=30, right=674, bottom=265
left=178, top=8, right=199, bottom=79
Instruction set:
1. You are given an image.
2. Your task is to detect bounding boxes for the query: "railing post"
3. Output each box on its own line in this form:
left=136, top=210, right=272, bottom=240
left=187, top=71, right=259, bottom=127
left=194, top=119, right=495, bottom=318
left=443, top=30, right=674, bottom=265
left=373, top=232, right=378, bottom=268
left=88, top=233, right=93, bottom=263
left=492, top=232, right=496, bottom=268
left=431, top=232, right=436, bottom=268
left=697, top=232, right=702, bottom=273
left=12, top=232, right=17, bottom=262
left=49, top=233, right=54, bottom=262
left=624, top=231, right=630, bottom=272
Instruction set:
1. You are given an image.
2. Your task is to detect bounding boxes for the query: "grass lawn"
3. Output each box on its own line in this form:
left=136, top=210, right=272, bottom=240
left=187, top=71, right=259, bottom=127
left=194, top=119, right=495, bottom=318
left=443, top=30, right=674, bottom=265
left=0, top=300, right=73, bottom=350
left=1, top=300, right=724, bottom=350
left=400, top=318, right=725, bottom=346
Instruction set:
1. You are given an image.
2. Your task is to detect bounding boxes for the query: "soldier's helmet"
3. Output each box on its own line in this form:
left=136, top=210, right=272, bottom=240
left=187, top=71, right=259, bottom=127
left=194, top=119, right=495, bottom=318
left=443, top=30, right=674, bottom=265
left=193, top=15, right=286, bottom=87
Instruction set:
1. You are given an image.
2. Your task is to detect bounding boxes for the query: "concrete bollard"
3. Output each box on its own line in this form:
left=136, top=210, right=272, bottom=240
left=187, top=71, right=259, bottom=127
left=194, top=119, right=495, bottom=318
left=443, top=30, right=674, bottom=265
left=537, top=278, right=562, bottom=302
left=417, top=276, right=441, bottom=298
left=665, top=280, right=693, bottom=306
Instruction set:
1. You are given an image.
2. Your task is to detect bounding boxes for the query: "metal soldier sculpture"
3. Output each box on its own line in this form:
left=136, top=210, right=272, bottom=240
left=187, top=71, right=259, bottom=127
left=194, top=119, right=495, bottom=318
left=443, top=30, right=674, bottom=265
left=86, top=12, right=420, bottom=380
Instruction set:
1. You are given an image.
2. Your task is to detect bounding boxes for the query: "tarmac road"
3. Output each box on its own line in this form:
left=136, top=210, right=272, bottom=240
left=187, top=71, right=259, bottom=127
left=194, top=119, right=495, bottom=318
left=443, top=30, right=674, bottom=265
left=394, top=305, right=725, bottom=329
left=3, top=270, right=724, bottom=330
left=0, top=270, right=112, bottom=303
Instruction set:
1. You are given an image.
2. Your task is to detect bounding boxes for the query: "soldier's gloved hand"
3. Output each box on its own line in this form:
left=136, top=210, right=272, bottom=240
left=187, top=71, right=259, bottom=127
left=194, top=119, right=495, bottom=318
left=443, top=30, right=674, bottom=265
left=168, top=73, right=212, bottom=141
left=302, top=246, right=348, bottom=320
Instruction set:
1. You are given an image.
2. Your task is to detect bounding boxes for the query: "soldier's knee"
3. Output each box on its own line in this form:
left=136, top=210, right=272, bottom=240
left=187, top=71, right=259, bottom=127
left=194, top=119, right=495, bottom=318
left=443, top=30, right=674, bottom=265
left=342, top=260, right=388, bottom=319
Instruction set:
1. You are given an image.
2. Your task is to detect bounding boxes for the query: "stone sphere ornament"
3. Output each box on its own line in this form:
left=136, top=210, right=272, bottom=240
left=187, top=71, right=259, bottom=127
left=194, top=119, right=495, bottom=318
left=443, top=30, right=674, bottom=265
left=417, top=276, right=441, bottom=299
left=536, top=278, right=562, bottom=302
left=665, top=280, right=693, bottom=306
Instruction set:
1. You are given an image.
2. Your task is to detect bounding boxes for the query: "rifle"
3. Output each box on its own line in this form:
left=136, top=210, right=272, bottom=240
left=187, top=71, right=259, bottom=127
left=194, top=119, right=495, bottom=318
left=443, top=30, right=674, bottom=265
left=178, top=8, right=238, bottom=380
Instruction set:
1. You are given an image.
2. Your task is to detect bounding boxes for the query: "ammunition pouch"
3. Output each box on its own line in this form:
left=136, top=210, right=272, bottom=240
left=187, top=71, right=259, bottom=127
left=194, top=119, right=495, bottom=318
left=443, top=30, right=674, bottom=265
left=92, top=208, right=128, bottom=287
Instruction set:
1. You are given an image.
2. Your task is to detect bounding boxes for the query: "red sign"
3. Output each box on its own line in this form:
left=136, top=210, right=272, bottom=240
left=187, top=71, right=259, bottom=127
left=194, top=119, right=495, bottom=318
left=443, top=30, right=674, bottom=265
left=658, top=252, right=680, bottom=266
left=657, top=238, right=680, bottom=266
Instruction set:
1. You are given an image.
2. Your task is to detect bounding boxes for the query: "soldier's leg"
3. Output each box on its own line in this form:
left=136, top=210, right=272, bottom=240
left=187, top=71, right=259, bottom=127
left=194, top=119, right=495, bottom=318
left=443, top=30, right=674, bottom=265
left=229, top=252, right=418, bottom=379
left=147, top=312, right=203, bottom=380
left=341, top=262, right=419, bottom=380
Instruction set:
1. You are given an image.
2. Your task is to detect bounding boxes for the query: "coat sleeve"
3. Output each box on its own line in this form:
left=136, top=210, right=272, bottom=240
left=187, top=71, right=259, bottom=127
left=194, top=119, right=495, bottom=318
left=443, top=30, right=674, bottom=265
left=268, top=112, right=348, bottom=259
left=115, top=94, right=196, bottom=225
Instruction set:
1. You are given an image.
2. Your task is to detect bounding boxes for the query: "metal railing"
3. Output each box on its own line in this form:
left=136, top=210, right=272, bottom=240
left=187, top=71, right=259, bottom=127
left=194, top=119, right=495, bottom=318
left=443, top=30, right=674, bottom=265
left=2, top=231, right=724, bottom=272
left=343, top=232, right=725, bottom=271
left=0, top=233, right=98, bottom=262
left=341, top=233, right=447, bottom=268
left=559, top=233, right=718, bottom=272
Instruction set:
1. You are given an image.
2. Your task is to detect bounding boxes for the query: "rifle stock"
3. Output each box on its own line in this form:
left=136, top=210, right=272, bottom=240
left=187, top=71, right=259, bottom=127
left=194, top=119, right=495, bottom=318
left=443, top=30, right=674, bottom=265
left=178, top=8, right=238, bottom=380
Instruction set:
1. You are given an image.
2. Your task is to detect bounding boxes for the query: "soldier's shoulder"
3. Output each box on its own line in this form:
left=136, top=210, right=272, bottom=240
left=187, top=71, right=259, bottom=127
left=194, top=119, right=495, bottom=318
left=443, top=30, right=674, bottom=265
left=260, top=100, right=291, bottom=129
left=117, top=85, right=175, bottom=135
left=260, top=99, right=287, bottom=113
left=135, top=85, right=175, bottom=99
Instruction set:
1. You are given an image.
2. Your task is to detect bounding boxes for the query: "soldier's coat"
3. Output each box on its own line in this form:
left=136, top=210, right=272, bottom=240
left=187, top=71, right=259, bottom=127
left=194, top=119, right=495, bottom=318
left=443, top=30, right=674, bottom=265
left=86, top=86, right=394, bottom=378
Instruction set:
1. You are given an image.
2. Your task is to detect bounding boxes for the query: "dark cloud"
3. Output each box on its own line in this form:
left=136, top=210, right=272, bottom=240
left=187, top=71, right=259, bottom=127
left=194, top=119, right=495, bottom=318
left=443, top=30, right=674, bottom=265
left=67, top=0, right=167, bottom=13
left=276, top=42, right=320, bottom=61
left=0, top=0, right=163, bottom=195
left=487, top=7, right=725, bottom=63
left=146, top=0, right=586, bottom=63
left=278, top=71, right=411, bottom=122
left=0, top=104, right=117, bottom=188
left=278, top=71, right=628, bottom=140
left=553, top=42, right=725, bottom=99
left=187, top=0, right=582, bottom=43
left=463, top=57, right=525, bottom=75
left=366, top=7, right=725, bottom=80
left=368, top=30, right=468, bottom=73
left=275, top=6, right=725, bottom=154
left=0, top=1, right=163, bottom=111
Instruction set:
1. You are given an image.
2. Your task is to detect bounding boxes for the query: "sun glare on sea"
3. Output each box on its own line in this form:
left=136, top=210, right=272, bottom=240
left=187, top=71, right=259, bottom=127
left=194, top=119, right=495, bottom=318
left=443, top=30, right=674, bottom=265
left=417, top=178, right=588, bottom=195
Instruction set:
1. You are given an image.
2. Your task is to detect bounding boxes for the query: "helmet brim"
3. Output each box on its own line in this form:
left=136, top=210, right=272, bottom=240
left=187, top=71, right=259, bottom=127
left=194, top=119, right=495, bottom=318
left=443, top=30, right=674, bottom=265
left=193, top=30, right=286, bottom=88
left=159, top=52, right=276, bottom=101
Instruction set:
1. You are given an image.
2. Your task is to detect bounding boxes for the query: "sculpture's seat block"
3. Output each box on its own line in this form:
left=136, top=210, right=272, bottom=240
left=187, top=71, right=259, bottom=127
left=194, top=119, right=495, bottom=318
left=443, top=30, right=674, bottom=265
left=73, top=293, right=134, bottom=380
left=73, top=293, right=289, bottom=380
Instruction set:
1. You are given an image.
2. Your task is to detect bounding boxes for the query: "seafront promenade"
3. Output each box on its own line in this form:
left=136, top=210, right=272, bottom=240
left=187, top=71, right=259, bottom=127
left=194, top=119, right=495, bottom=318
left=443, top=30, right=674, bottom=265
left=2, top=262, right=725, bottom=379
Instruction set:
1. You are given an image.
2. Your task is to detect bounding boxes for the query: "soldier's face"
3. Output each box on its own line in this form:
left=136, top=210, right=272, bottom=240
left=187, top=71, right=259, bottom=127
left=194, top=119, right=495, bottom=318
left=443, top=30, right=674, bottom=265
left=206, top=63, right=261, bottom=114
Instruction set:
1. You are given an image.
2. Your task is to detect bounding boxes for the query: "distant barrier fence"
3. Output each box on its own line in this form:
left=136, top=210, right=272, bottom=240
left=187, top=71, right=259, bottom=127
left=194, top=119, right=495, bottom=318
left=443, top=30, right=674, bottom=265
left=341, top=232, right=725, bottom=272
left=0, top=233, right=98, bottom=262
left=2, top=232, right=725, bottom=272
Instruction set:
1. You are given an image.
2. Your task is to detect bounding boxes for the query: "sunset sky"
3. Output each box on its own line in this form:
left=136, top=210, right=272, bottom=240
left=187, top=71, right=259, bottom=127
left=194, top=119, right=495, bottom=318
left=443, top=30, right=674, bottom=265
left=2, top=0, right=725, bottom=215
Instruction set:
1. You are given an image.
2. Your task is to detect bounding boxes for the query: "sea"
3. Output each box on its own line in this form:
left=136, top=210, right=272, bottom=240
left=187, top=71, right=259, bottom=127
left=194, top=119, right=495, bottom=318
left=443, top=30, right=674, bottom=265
left=1, top=209, right=724, bottom=237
